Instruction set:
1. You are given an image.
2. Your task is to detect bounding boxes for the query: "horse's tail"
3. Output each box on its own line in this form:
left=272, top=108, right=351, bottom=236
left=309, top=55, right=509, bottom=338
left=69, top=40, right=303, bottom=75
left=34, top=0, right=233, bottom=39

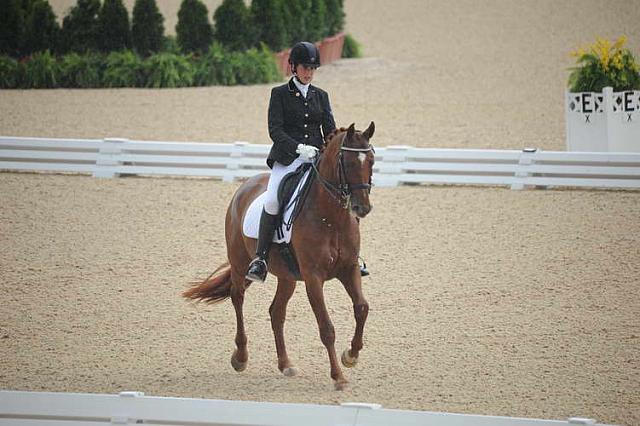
left=182, top=262, right=232, bottom=304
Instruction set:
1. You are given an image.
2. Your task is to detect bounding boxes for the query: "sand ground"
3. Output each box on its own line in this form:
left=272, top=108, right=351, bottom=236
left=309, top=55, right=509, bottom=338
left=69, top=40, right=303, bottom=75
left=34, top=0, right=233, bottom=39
left=1, top=1, right=640, bottom=425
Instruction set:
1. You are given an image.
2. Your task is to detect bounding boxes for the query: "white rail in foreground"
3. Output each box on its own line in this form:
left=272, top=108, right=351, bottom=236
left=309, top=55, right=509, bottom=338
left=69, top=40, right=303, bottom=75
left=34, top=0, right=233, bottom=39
left=1, top=136, right=639, bottom=190
left=0, top=391, right=610, bottom=426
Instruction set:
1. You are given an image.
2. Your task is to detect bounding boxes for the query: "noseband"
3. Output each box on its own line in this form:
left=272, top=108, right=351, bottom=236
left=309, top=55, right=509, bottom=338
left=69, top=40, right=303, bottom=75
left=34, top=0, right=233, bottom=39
left=312, top=135, right=374, bottom=209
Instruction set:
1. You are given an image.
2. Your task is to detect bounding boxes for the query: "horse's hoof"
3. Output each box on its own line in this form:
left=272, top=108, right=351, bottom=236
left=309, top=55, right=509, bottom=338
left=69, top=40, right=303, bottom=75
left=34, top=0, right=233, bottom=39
left=231, top=352, right=247, bottom=372
left=341, top=348, right=358, bottom=368
left=334, top=379, right=349, bottom=391
left=282, top=367, right=298, bottom=377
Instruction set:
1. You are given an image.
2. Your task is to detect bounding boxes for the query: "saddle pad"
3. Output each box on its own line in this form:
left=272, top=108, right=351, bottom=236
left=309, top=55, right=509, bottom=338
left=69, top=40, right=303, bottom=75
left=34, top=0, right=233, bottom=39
left=243, top=168, right=311, bottom=244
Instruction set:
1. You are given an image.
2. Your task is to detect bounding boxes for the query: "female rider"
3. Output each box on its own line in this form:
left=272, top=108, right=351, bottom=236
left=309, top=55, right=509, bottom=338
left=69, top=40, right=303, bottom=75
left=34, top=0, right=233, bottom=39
left=246, top=41, right=368, bottom=283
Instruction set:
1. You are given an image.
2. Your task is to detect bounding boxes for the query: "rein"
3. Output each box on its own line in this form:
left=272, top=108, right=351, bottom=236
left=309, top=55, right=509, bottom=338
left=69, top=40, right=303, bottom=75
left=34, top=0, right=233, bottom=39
left=311, top=133, right=374, bottom=209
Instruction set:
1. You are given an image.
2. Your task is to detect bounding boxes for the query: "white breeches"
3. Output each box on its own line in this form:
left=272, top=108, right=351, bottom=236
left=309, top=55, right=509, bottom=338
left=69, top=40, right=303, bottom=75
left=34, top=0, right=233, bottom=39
left=264, top=157, right=311, bottom=215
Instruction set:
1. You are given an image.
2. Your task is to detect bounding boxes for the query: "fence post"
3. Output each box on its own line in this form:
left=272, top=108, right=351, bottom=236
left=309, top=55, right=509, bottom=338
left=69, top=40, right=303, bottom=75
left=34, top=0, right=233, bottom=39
left=375, top=145, right=410, bottom=187
left=94, top=138, right=126, bottom=178
left=224, top=141, right=249, bottom=182
left=511, top=147, right=537, bottom=190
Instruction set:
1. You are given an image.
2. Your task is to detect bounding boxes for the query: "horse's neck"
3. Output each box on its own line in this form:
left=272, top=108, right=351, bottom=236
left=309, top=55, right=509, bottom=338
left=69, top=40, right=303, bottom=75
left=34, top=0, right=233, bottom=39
left=305, top=142, right=350, bottom=224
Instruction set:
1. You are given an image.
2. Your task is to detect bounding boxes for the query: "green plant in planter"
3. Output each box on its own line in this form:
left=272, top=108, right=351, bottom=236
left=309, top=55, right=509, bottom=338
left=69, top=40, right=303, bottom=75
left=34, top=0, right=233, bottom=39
left=23, top=50, right=59, bottom=88
left=0, top=55, right=20, bottom=88
left=59, top=52, right=103, bottom=88
left=143, top=52, right=194, bottom=87
left=103, top=50, right=143, bottom=87
left=568, top=36, right=640, bottom=92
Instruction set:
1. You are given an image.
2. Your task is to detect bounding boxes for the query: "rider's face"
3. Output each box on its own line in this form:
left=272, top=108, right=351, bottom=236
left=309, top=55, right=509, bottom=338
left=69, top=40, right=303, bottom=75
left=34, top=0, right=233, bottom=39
left=294, top=64, right=316, bottom=85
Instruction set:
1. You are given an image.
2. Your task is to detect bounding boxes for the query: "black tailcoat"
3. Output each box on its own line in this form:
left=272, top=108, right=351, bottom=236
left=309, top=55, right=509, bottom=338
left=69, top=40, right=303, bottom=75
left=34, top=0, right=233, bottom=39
left=266, top=77, right=336, bottom=168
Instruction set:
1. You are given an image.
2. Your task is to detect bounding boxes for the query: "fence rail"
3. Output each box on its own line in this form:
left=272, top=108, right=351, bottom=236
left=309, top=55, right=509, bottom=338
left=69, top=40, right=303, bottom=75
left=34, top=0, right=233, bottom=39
left=0, top=391, right=609, bottom=426
left=1, top=136, right=640, bottom=190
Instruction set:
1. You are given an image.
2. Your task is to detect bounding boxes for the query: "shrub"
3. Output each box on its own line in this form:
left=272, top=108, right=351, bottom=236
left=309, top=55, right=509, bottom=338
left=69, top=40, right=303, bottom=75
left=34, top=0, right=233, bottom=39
left=282, top=0, right=308, bottom=46
left=568, top=36, right=640, bottom=92
left=324, top=0, right=345, bottom=36
left=22, top=0, right=60, bottom=56
left=161, top=35, right=180, bottom=54
left=250, top=0, right=288, bottom=52
left=342, top=33, right=362, bottom=58
left=306, top=0, right=328, bottom=41
left=22, top=50, right=58, bottom=88
left=143, top=52, right=194, bottom=87
left=132, top=0, right=165, bottom=57
left=58, top=52, right=103, bottom=88
left=0, top=55, right=20, bottom=88
left=97, top=0, right=132, bottom=52
left=59, top=0, right=101, bottom=54
left=176, top=0, right=213, bottom=54
left=0, top=0, right=24, bottom=57
left=213, top=0, right=253, bottom=52
left=231, top=45, right=281, bottom=85
left=103, top=50, right=143, bottom=87
left=193, top=42, right=233, bottom=85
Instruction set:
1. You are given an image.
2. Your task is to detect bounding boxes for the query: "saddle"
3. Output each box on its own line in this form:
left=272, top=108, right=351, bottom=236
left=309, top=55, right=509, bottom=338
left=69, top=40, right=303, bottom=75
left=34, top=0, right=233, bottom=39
left=275, top=162, right=315, bottom=279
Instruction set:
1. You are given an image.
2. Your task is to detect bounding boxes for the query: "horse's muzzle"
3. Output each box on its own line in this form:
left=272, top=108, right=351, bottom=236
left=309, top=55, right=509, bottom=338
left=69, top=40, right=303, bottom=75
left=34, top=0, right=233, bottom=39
left=352, top=202, right=372, bottom=218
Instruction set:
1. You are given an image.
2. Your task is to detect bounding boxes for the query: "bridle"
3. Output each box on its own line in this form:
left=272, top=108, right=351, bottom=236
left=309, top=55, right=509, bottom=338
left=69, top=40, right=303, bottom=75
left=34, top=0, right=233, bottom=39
left=311, top=133, right=375, bottom=209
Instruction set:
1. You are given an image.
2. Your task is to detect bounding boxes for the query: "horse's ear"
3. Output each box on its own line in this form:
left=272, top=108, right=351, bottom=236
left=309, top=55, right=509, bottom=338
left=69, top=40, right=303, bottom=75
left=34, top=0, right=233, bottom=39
left=363, top=121, right=375, bottom=140
left=347, top=123, right=356, bottom=140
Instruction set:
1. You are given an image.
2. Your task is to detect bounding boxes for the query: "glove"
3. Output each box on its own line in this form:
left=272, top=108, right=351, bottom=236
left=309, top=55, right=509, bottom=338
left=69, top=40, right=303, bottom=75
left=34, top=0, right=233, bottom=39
left=296, top=143, right=319, bottom=160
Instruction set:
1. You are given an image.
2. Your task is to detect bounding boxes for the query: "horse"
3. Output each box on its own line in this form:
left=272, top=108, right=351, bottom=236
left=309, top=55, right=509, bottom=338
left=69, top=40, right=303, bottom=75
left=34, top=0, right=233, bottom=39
left=183, top=122, right=376, bottom=390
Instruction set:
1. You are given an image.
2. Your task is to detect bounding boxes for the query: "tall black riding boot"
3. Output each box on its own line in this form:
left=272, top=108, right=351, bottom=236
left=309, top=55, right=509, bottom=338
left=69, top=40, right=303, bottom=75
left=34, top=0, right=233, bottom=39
left=245, top=209, right=279, bottom=283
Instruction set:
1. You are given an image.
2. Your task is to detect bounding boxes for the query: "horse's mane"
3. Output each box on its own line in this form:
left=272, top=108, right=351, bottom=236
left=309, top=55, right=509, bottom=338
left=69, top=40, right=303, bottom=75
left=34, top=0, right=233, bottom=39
left=325, top=127, right=348, bottom=144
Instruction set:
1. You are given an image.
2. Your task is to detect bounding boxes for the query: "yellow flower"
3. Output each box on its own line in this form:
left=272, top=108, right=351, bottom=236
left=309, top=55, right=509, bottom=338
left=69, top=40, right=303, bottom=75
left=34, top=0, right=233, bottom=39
left=593, top=37, right=611, bottom=70
left=612, top=52, right=624, bottom=70
left=570, top=47, right=586, bottom=58
left=612, top=35, right=627, bottom=51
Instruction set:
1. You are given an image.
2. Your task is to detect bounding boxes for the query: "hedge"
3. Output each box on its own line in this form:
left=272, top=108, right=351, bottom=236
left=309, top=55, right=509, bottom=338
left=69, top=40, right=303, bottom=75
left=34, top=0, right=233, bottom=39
left=0, top=45, right=282, bottom=89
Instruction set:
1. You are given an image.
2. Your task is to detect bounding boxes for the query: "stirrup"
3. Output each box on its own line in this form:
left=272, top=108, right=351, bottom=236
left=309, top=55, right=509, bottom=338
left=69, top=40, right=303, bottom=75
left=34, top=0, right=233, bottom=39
left=246, top=258, right=268, bottom=283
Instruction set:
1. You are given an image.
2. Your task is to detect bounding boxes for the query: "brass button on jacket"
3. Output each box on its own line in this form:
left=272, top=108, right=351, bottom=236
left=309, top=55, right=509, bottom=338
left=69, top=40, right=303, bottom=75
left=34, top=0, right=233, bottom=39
left=267, top=78, right=336, bottom=168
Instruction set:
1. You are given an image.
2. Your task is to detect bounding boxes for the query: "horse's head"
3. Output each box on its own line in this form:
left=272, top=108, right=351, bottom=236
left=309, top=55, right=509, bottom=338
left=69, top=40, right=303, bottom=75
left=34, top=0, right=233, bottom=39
left=322, top=122, right=375, bottom=218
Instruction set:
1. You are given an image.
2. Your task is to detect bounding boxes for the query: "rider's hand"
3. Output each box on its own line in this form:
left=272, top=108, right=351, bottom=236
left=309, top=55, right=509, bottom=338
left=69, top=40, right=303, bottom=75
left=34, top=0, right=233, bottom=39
left=296, top=143, right=319, bottom=160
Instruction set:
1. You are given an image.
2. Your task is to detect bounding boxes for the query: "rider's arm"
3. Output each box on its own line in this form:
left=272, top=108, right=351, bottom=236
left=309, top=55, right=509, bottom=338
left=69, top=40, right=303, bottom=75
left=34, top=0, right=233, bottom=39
left=321, top=90, right=336, bottom=142
left=268, top=87, right=300, bottom=158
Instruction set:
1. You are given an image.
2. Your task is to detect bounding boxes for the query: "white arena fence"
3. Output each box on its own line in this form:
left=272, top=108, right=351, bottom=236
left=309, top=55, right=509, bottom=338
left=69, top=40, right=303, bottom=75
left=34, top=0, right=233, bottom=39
left=0, top=390, right=610, bottom=426
left=1, top=136, right=639, bottom=190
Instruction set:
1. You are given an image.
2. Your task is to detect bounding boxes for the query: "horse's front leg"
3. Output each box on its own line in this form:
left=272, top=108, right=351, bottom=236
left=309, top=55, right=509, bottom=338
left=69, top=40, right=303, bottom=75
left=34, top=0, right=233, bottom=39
left=230, top=268, right=249, bottom=372
left=269, top=277, right=297, bottom=376
left=337, top=265, right=369, bottom=368
left=304, top=277, right=348, bottom=390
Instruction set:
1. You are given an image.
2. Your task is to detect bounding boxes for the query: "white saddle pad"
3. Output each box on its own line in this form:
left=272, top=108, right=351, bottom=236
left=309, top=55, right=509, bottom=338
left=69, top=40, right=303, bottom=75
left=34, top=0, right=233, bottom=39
left=242, top=168, right=312, bottom=244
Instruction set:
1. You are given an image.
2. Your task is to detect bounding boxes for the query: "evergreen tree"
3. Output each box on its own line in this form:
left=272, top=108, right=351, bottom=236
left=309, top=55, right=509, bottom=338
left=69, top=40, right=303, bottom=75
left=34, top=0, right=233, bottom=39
left=324, top=0, right=344, bottom=36
left=97, top=0, right=132, bottom=52
left=23, top=0, right=60, bottom=55
left=0, top=0, right=24, bottom=56
left=306, top=0, right=328, bottom=41
left=176, top=0, right=213, bottom=54
left=250, top=0, right=287, bottom=52
left=213, top=0, right=252, bottom=52
left=283, top=0, right=308, bottom=46
left=132, top=0, right=164, bottom=56
left=59, top=0, right=101, bottom=54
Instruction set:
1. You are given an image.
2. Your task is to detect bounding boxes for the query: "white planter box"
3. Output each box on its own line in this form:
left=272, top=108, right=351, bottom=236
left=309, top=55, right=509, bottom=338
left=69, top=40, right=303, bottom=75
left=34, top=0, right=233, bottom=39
left=565, top=87, right=640, bottom=152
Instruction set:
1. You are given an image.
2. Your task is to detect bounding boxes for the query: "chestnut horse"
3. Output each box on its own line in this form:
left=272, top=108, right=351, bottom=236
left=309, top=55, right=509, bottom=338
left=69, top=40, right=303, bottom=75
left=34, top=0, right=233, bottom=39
left=183, top=122, right=375, bottom=390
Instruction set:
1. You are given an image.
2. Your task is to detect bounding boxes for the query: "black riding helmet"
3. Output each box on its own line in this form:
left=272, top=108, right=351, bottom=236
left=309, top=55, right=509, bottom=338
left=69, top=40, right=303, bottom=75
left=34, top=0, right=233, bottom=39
left=289, top=41, right=321, bottom=69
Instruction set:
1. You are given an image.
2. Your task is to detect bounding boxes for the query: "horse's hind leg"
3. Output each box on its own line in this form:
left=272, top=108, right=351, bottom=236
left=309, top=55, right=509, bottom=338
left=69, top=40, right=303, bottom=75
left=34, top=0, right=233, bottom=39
left=230, top=268, right=250, bottom=372
left=269, top=277, right=297, bottom=376
left=337, top=266, right=369, bottom=368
